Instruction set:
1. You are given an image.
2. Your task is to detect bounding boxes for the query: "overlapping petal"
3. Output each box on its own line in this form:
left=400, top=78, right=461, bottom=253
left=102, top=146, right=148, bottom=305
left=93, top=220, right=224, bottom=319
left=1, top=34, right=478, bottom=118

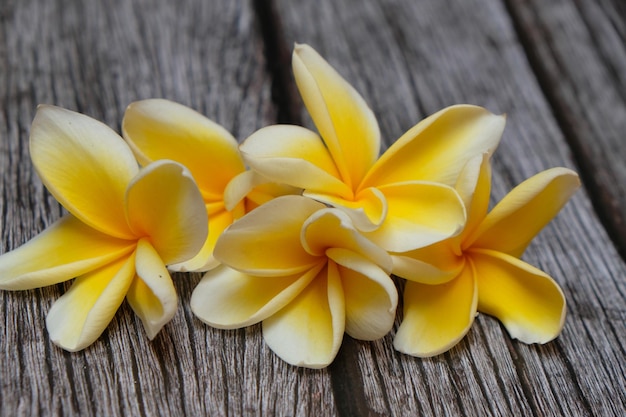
left=122, top=99, right=244, bottom=200
left=303, top=187, right=386, bottom=231
left=169, top=207, right=230, bottom=272
left=454, top=154, right=492, bottom=238
left=243, top=180, right=301, bottom=212
left=365, top=181, right=466, bottom=252
left=240, top=125, right=350, bottom=197
left=125, top=160, right=208, bottom=266
left=390, top=241, right=464, bottom=284
left=223, top=169, right=301, bottom=214
left=468, top=168, right=580, bottom=256
left=301, top=207, right=392, bottom=272
left=191, top=264, right=323, bottom=328
left=293, top=44, right=380, bottom=189
left=472, top=249, right=566, bottom=344
left=0, top=215, right=135, bottom=290
left=394, top=265, right=477, bottom=357
left=336, top=257, right=397, bottom=340
left=262, top=263, right=345, bottom=368
left=46, top=254, right=136, bottom=351
left=127, top=238, right=177, bottom=339
left=223, top=170, right=267, bottom=212
left=362, top=105, right=505, bottom=188
left=214, top=196, right=325, bottom=276
left=30, top=106, right=138, bottom=239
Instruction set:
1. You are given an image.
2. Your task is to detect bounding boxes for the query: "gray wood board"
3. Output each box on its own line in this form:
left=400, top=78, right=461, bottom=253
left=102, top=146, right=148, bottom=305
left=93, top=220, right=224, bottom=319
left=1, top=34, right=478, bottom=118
left=275, top=0, right=626, bottom=415
left=0, top=1, right=336, bottom=416
left=505, top=0, right=626, bottom=259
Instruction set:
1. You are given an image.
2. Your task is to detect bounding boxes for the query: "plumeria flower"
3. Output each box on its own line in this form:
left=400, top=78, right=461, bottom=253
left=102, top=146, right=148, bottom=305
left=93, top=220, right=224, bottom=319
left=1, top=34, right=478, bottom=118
left=122, top=99, right=297, bottom=272
left=190, top=195, right=397, bottom=368
left=0, top=106, right=208, bottom=351
left=239, top=44, right=506, bottom=253
left=392, top=154, right=580, bottom=357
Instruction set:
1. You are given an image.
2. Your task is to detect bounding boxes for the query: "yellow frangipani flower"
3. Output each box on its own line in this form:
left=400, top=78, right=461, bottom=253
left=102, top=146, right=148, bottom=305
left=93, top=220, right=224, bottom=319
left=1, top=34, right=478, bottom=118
left=122, top=99, right=296, bottom=272
left=0, top=106, right=208, bottom=351
left=190, top=195, right=397, bottom=369
left=240, top=44, right=506, bottom=252
left=392, top=154, right=580, bottom=357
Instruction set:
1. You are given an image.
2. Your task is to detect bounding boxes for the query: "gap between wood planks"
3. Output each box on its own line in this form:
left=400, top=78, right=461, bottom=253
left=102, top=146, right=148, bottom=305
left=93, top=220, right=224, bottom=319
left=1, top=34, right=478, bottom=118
left=503, top=0, right=626, bottom=263
left=252, top=1, right=377, bottom=416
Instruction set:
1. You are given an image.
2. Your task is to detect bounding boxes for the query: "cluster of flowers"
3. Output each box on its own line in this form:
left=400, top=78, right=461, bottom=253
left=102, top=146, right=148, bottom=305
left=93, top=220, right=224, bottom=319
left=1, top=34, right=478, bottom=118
left=0, top=44, right=579, bottom=368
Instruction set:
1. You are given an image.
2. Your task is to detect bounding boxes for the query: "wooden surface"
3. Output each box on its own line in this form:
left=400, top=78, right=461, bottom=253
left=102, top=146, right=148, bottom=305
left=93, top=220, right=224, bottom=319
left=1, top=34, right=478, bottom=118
left=1, top=0, right=624, bottom=416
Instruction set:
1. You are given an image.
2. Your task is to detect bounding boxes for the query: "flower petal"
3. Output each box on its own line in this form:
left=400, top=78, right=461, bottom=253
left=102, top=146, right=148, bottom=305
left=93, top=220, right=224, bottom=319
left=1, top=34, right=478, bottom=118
left=223, top=170, right=265, bottom=212
left=468, top=168, right=580, bottom=257
left=471, top=249, right=566, bottom=344
left=191, top=263, right=322, bottom=328
left=245, top=181, right=302, bottom=211
left=302, top=208, right=392, bottom=272
left=223, top=169, right=301, bottom=212
left=126, top=238, right=177, bottom=339
left=125, top=160, right=208, bottom=266
left=262, top=263, right=345, bottom=368
left=0, top=215, right=135, bottom=290
left=362, top=105, right=505, bottom=188
left=123, top=99, right=244, bottom=200
left=240, top=125, right=351, bottom=197
left=46, top=254, right=136, bottom=351
left=390, top=242, right=465, bottom=284
left=168, top=207, right=229, bottom=272
left=365, top=181, right=466, bottom=252
left=30, top=105, right=138, bottom=239
left=293, top=44, right=380, bottom=189
left=333, top=257, right=397, bottom=340
left=213, top=196, right=324, bottom=276
left=455, top=154, right=491, bottom=240
left=304, top=186, right=387, bottom=232
left=394, top=265, right=477, bottom=357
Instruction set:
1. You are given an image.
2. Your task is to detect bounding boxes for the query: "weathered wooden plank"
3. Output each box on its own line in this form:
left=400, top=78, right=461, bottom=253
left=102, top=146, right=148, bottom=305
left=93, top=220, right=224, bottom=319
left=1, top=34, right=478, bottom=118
left=274, top=0, right=626, bottom=415
left=0, top=1, right=336, bottom=415
left=505, top=0, right=626, bottom=260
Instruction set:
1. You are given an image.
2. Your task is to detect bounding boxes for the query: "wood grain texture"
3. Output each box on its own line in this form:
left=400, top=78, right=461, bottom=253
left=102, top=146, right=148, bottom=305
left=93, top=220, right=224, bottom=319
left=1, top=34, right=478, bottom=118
left=275, top=0, right=626, bottom=415
left=0, top=1, right=336, bottom=416
left=505, top=0, right=626, bottom=260
left=1, top=0, right=625, bottom=416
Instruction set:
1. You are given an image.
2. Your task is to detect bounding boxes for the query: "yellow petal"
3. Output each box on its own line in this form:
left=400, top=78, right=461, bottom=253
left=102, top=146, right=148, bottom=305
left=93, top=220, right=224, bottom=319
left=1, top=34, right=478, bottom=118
left=363, top=105, right=505, bottom=188
left=365, top=181, right=466, bottom=252
left=46, top=254, right=136, bottom=351
left=223, top=169, right=301, bottom=212
left=244, top=181, right=302, bottom=211
left=334, top=258, right=397, bottom=340
left=0, top=215, right=135, bottom=290
left=223, top=170, right=265, bottom=212
left=455, top=154, right=492, bottom=241
left=30, top=105, right=138, bottom=239
left=394, top=265, right=477, bottom=357
left=471, top=249, right=566, bottom=344
left=262, top=263, right=345, bottom=368
left=213, top=196, right=324, bottom=276
left=302, top=208, right=392, bottom=273
left=240, top=125, right=351, bottom=197
left=191, top=263, right=322, bottom=328
left=168, top=207, right=230, bottom=272
left=123, top=99, right=244, bottom=200
left=125, top=160, right=208, bottom=266
left=468, top=168, right=580, bottom=257
left=304, top=186, right=386, bottom=232
left=390, top=241, right=465, bottom=284
left=126, top=239, right=177, bottom=339
left=293, top=44, right=380, bottom=189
